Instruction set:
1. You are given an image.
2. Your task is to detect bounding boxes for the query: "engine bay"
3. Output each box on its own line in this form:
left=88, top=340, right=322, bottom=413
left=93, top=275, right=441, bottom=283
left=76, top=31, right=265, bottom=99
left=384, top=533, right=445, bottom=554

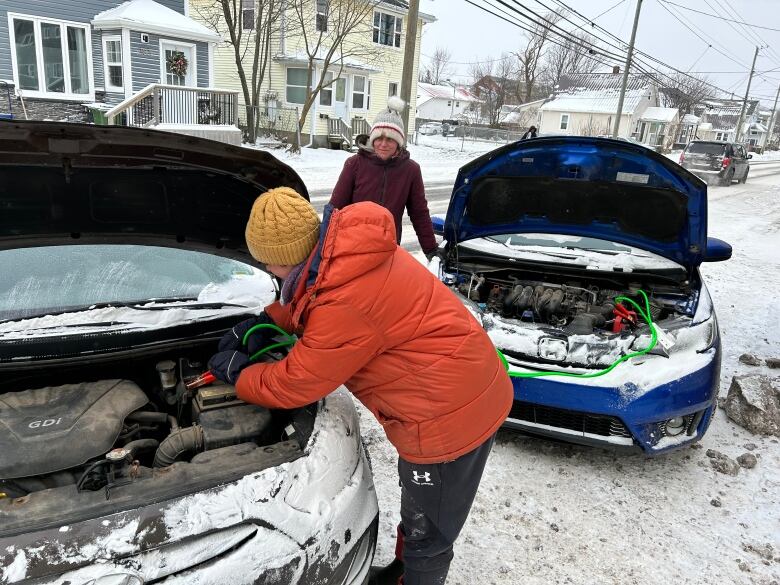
left=442, top=260, right=697, bottom=368
left=0, top=351, right=311, bottom=500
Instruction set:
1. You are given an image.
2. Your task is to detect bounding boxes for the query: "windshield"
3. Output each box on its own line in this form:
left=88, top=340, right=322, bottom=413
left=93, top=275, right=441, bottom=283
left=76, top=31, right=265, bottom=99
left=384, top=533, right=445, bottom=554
left=686, top=142, right=726, bottom=155
left=0, top=245, right=275, bottom=325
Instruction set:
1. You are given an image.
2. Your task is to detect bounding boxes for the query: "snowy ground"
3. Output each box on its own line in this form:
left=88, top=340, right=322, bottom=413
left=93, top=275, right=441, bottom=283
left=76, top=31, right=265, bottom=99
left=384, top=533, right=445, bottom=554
left=246, top=139, right=780, bottom=583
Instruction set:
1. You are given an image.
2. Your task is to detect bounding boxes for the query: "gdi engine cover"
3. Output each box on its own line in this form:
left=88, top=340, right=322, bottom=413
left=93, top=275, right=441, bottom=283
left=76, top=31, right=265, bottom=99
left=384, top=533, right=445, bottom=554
left=0, top=380, right=147, bottom=479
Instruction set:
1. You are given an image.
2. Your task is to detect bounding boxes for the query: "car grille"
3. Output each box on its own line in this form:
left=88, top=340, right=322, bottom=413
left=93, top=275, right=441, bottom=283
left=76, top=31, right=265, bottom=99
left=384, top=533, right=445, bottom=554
left=509, top=401, right=632, bottom=438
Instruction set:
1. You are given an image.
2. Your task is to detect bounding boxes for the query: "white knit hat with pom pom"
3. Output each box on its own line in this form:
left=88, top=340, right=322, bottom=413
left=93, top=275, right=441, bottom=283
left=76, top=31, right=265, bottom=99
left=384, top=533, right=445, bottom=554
left=369, top=95, right=406, bottom=148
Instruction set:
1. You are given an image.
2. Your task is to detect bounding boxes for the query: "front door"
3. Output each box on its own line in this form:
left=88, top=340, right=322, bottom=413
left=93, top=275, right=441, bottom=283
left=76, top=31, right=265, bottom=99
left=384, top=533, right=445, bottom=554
left=160, top=41, right=195, bottom=86
left=334, top=78, right=347, bottom=121
left=159, top=41, right=197, bottom=123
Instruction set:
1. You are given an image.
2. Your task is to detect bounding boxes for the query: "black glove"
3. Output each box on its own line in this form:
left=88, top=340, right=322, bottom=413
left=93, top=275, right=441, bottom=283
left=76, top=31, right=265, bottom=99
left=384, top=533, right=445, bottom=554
left=218, top=312, right=277, bottom=355
left=208, top=350, right=250, bottom=385
left=424, top=248, right=439, bottom=262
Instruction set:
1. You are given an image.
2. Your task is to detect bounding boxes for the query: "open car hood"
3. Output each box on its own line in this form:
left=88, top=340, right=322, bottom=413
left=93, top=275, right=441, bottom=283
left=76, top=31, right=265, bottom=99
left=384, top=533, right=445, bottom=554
left=0, top=121, right=308, bottom=264
left=444, top=137, right=708, bottom=269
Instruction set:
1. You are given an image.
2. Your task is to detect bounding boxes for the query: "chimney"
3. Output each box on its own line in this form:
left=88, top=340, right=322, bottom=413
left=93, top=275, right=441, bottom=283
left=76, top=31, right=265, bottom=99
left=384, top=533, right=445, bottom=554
left=613, top=65, right=621, bottom=75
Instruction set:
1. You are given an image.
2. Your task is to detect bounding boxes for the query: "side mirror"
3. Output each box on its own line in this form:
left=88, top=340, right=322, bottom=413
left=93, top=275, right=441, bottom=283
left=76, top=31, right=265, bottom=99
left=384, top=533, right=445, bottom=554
left=431, top=215, right=445, bottom=237
left=747, top=154, right=753, bottom=159
left=704, top=237, right=732, bottom=262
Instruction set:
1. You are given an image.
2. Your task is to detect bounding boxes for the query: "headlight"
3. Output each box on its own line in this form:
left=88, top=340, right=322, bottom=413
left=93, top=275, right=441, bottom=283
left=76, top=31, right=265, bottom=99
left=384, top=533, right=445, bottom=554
left=664, top=416, right=686, bottom=436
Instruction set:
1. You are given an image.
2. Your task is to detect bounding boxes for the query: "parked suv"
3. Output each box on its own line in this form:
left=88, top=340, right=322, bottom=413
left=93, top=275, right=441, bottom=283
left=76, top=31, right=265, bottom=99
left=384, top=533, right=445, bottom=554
left=679, top=140, right=751, bottom=186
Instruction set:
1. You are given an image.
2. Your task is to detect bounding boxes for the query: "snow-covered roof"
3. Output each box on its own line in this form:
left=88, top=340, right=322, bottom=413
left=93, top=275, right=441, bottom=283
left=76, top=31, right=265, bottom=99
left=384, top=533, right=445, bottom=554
left=92, top=0, right=221, bottom=43
left=681, top=113, right=699, bottom=124
left=274, top=52, right=381, bottom=73
left=540, top=73, right=653, bottom=115
left=640, top=107, right=679, bottom=123
left=417, top=83, right=479, bottom=105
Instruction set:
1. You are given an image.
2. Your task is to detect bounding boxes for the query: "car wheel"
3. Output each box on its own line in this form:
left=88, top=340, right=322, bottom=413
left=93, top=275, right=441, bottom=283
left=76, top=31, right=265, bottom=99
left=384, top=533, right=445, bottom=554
left=721, top=168, right=734, bottom=186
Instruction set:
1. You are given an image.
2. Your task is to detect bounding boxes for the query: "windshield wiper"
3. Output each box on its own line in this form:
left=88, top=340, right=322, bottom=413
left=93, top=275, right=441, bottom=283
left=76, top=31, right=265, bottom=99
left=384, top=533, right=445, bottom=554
left=0, top=297, right=254, bottom=326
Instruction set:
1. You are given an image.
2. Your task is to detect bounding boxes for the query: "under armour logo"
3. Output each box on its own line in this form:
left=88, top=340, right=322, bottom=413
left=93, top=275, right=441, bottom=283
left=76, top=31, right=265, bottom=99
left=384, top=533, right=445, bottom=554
left=412, top=470, right=433, bottom=486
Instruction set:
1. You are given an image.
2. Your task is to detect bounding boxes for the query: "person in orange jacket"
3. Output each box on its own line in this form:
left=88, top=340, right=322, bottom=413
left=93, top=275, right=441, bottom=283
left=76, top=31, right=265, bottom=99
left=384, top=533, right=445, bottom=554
left=208, top=187, right=513, bottom=585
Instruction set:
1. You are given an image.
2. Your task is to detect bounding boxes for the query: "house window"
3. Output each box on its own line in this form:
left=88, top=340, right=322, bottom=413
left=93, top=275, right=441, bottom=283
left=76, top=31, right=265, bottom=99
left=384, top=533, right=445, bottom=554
left=352, top=74, right=368, bottom=109
left=102, top=35, right=123, bottom=92
left=560, top=114, right=570, bottom=130
left=373, top=11, right=402, bottom=47
left=10, top=14, right=91, bottom=98
left=715, top=132, right=725, bottom=141
left=316, top=0, right=328, bottom=32
left=320, top=71, right=333, bottom=106
left=242, top=0, right=255, bottom=31
left=447, top=100, right=451, bottom=107
left=286, top=67, right=308, bottom=104
left=388, top=82, right=398, bottom=97
left=456, top=101, right=460, bottom=107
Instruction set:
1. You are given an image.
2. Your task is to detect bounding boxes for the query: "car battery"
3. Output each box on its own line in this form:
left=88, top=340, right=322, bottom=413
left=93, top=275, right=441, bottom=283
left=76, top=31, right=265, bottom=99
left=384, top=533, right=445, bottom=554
left=193, top=384, right=272, bottom=450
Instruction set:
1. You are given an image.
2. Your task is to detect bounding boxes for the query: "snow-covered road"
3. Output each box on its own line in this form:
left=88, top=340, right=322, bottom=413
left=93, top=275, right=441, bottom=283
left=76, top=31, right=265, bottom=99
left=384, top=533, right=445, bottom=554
left=356, top=163, right=780, bottom=585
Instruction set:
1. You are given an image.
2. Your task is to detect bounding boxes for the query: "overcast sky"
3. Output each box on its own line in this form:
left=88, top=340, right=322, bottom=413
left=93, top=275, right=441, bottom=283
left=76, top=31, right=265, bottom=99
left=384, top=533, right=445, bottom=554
left=418, top=0, right=780, bottom=105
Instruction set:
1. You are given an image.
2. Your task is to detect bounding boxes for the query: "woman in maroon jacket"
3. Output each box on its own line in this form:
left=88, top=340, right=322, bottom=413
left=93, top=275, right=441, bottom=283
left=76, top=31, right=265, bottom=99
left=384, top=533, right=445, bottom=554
left=329, top=96, right=438, bottom=258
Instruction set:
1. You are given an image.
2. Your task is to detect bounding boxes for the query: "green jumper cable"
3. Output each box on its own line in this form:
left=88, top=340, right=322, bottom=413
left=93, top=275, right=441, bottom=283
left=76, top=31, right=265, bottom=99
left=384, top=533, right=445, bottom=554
left=239, top=292, right=657, bottom=379
left=242, top=322, right=297, bottom=362
left=496, top=289, right=658, bottom=379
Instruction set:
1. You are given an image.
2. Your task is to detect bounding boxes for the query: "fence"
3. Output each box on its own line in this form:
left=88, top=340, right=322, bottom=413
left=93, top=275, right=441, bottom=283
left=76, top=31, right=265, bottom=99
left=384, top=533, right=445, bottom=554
left=414, top=119, right=527, bottom=145
left=240, top=104, right=301, bottom=147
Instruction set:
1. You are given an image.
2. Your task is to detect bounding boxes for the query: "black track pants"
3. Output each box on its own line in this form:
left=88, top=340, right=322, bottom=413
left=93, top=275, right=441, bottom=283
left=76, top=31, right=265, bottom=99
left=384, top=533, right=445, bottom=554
left=397, top=434, right=496, bottom=585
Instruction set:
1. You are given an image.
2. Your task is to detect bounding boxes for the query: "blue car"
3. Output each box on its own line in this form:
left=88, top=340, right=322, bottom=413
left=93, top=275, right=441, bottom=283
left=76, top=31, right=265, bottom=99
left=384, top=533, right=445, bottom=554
left=431, top=137, right=731, bottom=454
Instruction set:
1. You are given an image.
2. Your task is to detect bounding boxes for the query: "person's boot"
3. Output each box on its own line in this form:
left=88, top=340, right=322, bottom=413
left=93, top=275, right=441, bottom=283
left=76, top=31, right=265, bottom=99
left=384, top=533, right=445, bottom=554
left=368, top=525, right=405, bottom=584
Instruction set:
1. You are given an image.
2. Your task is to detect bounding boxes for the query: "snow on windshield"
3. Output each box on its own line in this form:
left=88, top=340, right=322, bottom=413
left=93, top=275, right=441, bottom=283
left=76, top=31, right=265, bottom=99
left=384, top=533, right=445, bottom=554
left=460, top=233, right=683, bottom=272
left=0, top=245, right=277, bottom=337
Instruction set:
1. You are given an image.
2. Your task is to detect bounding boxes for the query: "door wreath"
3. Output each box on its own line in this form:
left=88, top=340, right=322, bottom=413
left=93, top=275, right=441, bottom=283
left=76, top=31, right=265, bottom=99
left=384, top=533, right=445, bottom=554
left=167, top=51, right=188, bottom=77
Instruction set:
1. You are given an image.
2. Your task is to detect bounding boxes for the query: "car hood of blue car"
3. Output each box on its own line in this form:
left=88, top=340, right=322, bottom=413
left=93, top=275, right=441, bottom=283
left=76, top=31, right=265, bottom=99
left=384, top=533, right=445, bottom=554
left=444, top=137, right=708, bottom=269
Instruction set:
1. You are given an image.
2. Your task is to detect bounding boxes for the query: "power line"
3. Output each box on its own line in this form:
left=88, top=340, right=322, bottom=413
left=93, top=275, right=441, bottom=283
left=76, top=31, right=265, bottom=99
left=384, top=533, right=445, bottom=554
left=458, top=0, right=778, bottom=105
left=537, top=0, right=776, bottom=101
left=592, top=0, right=627, bottom=21
left=659, top=0, right=780, bottom=33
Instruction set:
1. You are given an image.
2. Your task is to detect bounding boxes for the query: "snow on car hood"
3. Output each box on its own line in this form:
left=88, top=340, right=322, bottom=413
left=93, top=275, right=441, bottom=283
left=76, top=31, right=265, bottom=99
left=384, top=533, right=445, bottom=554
left=444, top=137, right=708, bottom=269
left=0, top=121, right=308, bottom=264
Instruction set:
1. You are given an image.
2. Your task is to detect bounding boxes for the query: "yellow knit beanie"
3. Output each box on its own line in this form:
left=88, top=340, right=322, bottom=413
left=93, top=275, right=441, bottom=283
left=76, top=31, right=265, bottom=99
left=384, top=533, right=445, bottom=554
left=245, top=187, right=321, bottom=265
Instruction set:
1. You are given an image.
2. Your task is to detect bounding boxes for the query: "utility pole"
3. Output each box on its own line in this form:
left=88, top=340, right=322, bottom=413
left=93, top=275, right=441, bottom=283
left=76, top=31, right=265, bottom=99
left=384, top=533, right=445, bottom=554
left=400, top=0, right=420, bottom=136
left=612, top=0, right=642, bottom=138
left=735, top=46, right=759, bottom=143
left=766, top=85, right=780, bottom=150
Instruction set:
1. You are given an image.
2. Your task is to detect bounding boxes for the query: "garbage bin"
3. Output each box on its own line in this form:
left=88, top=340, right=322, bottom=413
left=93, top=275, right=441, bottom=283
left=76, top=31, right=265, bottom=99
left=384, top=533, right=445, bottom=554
left=87, top=105, right=110, bottom=125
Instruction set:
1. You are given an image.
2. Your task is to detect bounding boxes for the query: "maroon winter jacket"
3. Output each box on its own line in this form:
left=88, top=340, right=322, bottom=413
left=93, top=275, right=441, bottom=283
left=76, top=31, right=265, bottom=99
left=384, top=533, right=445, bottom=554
left=330, top=147, right=437, bottom=253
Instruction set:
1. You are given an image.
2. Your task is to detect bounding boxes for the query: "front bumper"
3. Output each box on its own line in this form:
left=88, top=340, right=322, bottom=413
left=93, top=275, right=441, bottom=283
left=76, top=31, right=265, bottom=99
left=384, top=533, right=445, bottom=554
left=0, top=390, right=378, bottom=585
left=502, top=347, right=721, bottom=454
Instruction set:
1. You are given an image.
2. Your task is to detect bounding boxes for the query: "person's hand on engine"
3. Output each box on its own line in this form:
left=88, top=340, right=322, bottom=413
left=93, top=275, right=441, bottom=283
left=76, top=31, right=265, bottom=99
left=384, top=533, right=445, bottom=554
left=208, top=350, right=250, bottom=385
left=217, top=312, right=277, bottom=356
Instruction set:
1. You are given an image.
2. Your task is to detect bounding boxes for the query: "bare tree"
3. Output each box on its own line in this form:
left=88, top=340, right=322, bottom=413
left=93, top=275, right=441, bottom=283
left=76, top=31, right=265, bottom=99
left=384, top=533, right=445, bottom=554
left=540, top=31, right=599, bottom=95
left=196, top=0, right=283, bottom=142
left=660, top=73, right=713, bottom=114
left=514, top=12, right=560, bottom=102
left=285, top=0, right=382, bottom=147
left=577, top=115, right=610, bottom=137
left=470, top=55, right=515, bottom=128
left=420, top=46, right=453, bottom=85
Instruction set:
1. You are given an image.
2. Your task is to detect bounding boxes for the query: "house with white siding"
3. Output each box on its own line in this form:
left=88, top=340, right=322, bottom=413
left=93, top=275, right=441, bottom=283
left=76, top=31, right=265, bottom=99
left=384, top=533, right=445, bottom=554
left=538, top=72, right=658, bottom=139
left=416, top=82, right=479, bottom=122
left=0, top=0, right=245, bottom=143
left=190, top=0, right=435, bottom=147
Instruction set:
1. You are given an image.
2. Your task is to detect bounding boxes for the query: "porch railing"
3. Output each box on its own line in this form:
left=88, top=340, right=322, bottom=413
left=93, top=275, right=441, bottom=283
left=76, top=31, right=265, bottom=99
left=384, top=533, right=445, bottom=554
left=352, top=117, right=370, bottom=136
left=105, top=84, right=240, bottom=127
left=327, top=116, right=352, bottom=146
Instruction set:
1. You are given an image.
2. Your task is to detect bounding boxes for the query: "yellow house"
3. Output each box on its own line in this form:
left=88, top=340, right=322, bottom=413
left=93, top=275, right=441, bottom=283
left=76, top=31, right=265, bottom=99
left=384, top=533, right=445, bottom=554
left=188, top=0, right=435, bottom=147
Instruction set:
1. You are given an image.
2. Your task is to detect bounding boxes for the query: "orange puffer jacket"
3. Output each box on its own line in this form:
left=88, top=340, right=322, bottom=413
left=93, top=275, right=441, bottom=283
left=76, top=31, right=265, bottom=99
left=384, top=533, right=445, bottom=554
left=236, top=202, right=512, bottom=464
